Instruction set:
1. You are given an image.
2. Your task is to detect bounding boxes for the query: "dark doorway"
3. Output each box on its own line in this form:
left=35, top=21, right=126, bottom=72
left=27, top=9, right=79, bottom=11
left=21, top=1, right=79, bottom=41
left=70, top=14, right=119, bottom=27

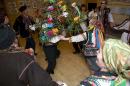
left=88, top=3, right=97, bottom=11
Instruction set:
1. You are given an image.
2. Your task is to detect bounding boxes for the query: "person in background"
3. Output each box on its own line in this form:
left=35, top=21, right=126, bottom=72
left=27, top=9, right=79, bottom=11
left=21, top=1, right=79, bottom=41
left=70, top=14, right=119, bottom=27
left=88, top=8, right=94, bottom=21
left=33, top=9, right=45, bottom=46
left=80, top=4, right=88, bottom=28
left=13, top=5, right=37, bottom=55
left=34, top=9, right=44, bottom=26
left=88, top=8, right=98, bottom=21
left=71, top=4, right=87, bottom=54
left=96, top=0, right=114, bottom=36
left=61, top=14, right=104, bottom=73
left=0, top=12, right=60, bottom=86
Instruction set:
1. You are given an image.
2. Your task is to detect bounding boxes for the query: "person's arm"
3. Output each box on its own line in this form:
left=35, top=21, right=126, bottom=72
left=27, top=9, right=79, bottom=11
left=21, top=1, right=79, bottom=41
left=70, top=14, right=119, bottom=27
left=71, top=32, right=87, bottom=42
left=49, top=35, right=61, bottom=43
left=49, top=32, right=88, bottom=43
left=108, top=13, right=114, bottom=28
left=63, top=32, right=87, bottom=42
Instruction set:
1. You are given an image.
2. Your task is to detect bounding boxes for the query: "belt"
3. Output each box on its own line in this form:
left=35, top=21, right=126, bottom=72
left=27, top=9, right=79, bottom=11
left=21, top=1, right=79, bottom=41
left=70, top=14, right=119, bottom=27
left=44, top=42, right=54, bottom=46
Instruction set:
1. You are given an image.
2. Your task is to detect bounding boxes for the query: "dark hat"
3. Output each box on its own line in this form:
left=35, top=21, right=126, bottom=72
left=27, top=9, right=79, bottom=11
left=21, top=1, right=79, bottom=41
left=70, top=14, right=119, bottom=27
left=0, top=24, right=16, bottom=50
left=19, top=5, right=27, bottom=12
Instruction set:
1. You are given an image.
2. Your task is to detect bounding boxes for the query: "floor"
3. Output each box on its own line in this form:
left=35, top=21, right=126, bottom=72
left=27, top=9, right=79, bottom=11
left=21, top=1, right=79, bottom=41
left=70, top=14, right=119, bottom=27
left=19, top=34, right=90, bottom=86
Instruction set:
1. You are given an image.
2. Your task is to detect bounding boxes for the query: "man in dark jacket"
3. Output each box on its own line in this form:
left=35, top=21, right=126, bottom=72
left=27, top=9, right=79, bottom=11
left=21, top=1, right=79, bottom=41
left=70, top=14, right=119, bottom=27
left=13, top=5, right=36, bottom=55
left=0, top=12, right=58, bottom=86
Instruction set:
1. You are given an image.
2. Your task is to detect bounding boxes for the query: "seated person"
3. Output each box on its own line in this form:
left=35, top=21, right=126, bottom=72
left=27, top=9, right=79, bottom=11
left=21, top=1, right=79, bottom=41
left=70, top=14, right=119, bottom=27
left=80, top=38, right=130, bottom=86
left=0, top=12, right=65, bottom=86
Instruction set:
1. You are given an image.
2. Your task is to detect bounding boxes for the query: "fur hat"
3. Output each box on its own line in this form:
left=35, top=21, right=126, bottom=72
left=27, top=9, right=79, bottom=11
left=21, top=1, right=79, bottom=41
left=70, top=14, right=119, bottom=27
left=19, top=5, right=27, bottom=12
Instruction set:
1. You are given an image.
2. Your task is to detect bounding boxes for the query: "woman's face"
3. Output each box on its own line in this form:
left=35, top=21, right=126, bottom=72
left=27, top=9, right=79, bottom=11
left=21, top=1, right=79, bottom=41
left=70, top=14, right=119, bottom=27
left=4, top=16, right=9, bottom=24
left=96, top=49, right=106, bottom=68
left=81, top=7, right=86, bottom=11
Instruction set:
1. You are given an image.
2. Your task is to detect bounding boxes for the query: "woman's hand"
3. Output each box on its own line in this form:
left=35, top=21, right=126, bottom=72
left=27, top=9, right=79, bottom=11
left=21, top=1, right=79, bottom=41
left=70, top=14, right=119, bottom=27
left=59, top=35, right=70, bottom=41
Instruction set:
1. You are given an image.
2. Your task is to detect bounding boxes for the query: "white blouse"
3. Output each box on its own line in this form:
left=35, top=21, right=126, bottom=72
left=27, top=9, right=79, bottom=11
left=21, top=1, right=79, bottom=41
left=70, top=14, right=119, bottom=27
left=49, top=35, right=61, bottom=43
left=70, top=32, right=87, bottom=42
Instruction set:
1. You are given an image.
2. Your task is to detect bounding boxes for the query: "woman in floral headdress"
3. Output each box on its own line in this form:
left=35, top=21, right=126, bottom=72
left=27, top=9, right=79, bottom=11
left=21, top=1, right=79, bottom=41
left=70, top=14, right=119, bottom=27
left=62, top=10, right=104, bottom=73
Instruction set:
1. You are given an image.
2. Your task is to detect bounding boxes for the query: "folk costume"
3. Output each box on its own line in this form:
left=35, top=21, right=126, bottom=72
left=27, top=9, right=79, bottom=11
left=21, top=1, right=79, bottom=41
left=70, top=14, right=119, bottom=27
left=71, top=2, right=87, bottom=54
left=39, top=1, right=62, bottom=74
left=63, top=18, right=104, bottom=72
left=80, top=39, right=130, bottom=86
left=67, top=17, right=104, bottom=72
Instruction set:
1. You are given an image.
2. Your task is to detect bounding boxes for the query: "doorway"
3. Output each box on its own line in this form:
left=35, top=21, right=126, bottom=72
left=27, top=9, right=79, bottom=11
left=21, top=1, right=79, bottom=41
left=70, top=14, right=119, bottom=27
left=88, top=3, right=97, bottom=11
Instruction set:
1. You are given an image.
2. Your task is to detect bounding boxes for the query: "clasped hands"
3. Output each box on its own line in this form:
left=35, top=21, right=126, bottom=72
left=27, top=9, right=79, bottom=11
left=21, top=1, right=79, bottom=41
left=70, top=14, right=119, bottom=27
left=59, top=35, right=71, bottom=42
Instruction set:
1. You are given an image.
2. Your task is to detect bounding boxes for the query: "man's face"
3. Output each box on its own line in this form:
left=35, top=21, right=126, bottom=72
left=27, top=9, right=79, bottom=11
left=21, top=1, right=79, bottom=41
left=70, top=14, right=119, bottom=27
left=22, top=9, right=29, bottom=16
left=101, top=1, right=107, bottom=9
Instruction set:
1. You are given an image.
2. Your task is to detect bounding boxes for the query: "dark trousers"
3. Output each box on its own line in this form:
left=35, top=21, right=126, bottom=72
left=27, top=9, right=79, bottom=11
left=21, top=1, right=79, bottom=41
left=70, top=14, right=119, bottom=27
left=25, top=36, right=36, bottom=52
left=72, top=41, right=84, bottom=52
left=43, top=44, right=60, bottom=74
left=85, top=56, right=100, bottom=72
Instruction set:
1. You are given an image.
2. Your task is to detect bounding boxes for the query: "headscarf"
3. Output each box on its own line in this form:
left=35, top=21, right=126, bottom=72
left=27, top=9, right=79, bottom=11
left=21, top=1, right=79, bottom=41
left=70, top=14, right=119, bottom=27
left=103, top=39, right=130, bottom=86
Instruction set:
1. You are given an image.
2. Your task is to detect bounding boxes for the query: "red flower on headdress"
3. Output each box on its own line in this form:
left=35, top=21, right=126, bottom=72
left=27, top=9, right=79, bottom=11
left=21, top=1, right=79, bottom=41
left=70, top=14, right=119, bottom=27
left=48, top=18, right=53, bottom=23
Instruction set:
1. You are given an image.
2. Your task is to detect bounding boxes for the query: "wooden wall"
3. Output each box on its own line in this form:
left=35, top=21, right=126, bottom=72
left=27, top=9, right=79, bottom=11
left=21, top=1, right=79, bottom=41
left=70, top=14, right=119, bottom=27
left=4, top=0, right=45, bottom=25
left=108, top=2, right=130, bottom=24
left=3, top=0, right=130, bottom=25
left=4, top=0, right=87, bottom=25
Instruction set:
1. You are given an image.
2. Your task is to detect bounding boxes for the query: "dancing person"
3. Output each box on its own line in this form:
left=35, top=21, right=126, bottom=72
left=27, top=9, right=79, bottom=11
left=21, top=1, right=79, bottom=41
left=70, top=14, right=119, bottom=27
left=96, top=0, right=114, bottom=37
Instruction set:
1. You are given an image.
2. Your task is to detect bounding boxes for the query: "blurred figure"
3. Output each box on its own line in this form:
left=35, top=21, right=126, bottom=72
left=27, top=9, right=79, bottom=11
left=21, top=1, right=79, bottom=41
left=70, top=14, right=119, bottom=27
left=71, top=4, right=87, bottom=54
left=13, top=5, right=37, bottom=55
left=80, top=4, right=88, bottom=28
left=33, top=9, right=44, bottom=29
left=0, top=12, right=59, bottom=86
left=33, top=9, right=44, bottom=46
left=96, top=0, right=114, bottom=35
